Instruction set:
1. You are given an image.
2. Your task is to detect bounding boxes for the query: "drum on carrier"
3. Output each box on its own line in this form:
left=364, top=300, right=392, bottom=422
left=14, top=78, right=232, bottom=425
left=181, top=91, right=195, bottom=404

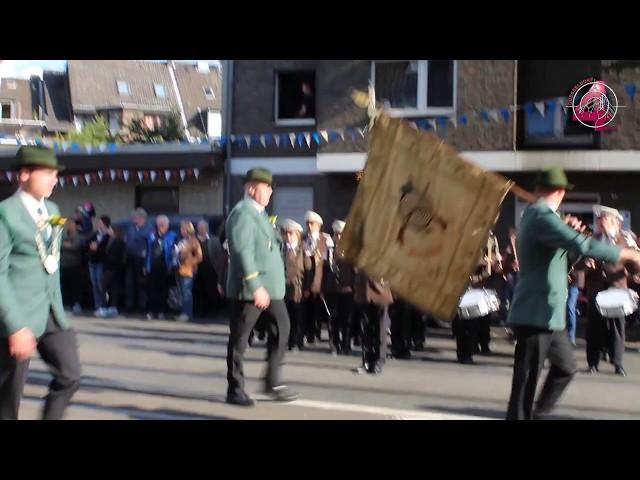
left=595, top=287, right=639, bottom=319
left=458, top=288, right=501, bottom=320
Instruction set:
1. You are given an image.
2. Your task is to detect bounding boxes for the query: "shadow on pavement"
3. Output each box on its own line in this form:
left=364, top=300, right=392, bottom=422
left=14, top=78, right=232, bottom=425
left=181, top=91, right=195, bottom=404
left=22, top=394, right=231, bottom=420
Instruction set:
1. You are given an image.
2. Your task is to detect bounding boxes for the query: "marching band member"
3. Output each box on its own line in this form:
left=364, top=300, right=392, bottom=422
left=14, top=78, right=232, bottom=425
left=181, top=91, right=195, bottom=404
left=585, top=206, right=637, bottom=377
left=302, top=211, right=334, bottom=344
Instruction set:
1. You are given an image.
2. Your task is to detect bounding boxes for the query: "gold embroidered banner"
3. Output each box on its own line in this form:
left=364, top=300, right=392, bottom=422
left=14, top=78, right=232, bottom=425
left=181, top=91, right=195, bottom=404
left=340, top=113, right=513, bottom=320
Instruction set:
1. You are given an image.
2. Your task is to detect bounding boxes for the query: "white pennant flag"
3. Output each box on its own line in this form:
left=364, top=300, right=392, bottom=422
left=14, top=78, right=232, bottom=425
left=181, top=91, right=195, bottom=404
left=409, top=122, right=418, bottom=130
left=6, top=172, right=13, bottom=182
left=85, top=174, right=91, bottom=185
left=180, top=170, right=186, bottom=181
left=110, top=169, right=116, bottom=181
left=98, top=171, right=104, bottom=182
left=288, top=133, right=296, bottom=147
left=304, top=132, right=311, bottom=147
left=320, top=130, right=329, bottom=143
left=260, top=135, right=267, bottom=148
left=137, top=171, right=144, bottom=183
left=194, top=168, right=200, bottom=180
left=359, top=127, right=367, bottom=137
left=428, top=119, right=437, bottom=130
left=59, top=177, right=65, bottom=188
left=449, top=117, right=458, bottom=128
left=85, top=144, right=92, bottom=154
left=123, top=170, right=130, bottom=182
left=534, top=102, right=545, bottom=116
left=98, top=143, right=107, bottom=152
left=244, top=135, right=251, bottom=148
left=230, top=135, right=237, bottom=143
left=488, top=110, right=500, bottom=122
left=338, top=130, right=345, bottom=141
left=164, top=170, right=171, bottom=182
left=72, top=176, right=78, bottom=187
left=150, top=171, right=157, bottom=182
left=274, top=135, right=281, bottom=147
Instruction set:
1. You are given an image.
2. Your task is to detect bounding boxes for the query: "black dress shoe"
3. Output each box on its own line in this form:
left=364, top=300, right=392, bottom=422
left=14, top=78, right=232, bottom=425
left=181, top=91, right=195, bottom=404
left=588, top=366, right=598, bottom=375
left=460, top=357, right=475, bottom=365
left=226, top=393, right=256, bottom=407
left=615, top=366, right=627, bottom=377
left=264, top=385, right=299, bottom=402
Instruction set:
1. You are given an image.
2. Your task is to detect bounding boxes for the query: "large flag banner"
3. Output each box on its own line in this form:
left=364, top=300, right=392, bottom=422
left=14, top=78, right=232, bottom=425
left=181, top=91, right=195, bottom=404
left=340, top=113, right=513, bottom=320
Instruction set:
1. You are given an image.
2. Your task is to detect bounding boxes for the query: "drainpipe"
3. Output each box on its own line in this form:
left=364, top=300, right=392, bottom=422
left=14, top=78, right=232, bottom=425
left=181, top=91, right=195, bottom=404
left=222, top=60, right=233, bottom=216
left=168, top=60, right=193, bottom=142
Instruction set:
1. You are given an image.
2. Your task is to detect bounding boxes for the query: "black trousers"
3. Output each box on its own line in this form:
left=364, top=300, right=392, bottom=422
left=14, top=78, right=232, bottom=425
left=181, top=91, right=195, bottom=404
left=325, top=293, right=354, bottom=353
left=411, top=308, right=426, bottom=348
left=476, top=315, right=491, bottom=352
left=61, top=266, right=83, bottom=307
left=103, top=267, right=124, bottom=310
left=226, top=300, right=290, bottom=396
left=194, top=266, right=219, bottom=318
left=286, top=300, right=305, bottom=349
left=305, top=295, right=325, bottom=342
left=0, top=315, right=81, bottom=420
left=360, top=303, right=388, bottom=371
left=390, top=301, right=413, bottom=358
left=506, top=326, right=577, bottom=420
left=125, top=256, right=147, bottom=312
left=452, top=315, right=479, bottom=361
left=586, top=300, right=626, bottom=369
left=147, top=268, right=172, bottom=316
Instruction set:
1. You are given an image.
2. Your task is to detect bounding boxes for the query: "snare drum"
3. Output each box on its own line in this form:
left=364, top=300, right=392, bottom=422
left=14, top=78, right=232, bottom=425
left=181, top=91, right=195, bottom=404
left=458, top=288, right=500, bottom=319
left=595, top=288, right=639, bottom=318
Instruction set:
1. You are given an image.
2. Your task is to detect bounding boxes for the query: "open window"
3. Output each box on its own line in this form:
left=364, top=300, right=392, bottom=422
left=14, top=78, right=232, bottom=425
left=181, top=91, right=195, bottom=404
left=372, top=60, right=456, bottom=117
left=274, top=71, right=316, bottom=126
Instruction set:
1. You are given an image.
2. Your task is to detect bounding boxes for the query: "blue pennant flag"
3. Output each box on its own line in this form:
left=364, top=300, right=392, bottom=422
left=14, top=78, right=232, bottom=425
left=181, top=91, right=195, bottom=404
left=524, top=102, right=537, bottom=115
left=416, top=120, right=428, bottom=130
left=108, top=143, right=117, bottom=153
left=250, top=135, right=259, bottom=146
left=71, top=143, right=81, bottom=151
left=458, top=114, right=468, bottom=126
left=480, top=111, right=490, bottom=123
left=264, top=134, right=273, bottom=146
left=500, top=108, right=510, bottom=122
left=297, top=133, right=305, bottom=147
left=437, top=117, right=448, bottom=128
left=328, top=131, right=339, bottom=142
left=219, top=137, right=227, bottom=148
left=346, top=128, right=357, bottom=140
left=53, top=142, right=59, bottom=152
left=545, top=99, right=557, bottom=112
left=35, top=138, right=43, bottom=146
left=624, top=83, right=637, bottom=102
left=312, top=132, right=321, bottom=145
left=280, top=134, right=289, bottom=147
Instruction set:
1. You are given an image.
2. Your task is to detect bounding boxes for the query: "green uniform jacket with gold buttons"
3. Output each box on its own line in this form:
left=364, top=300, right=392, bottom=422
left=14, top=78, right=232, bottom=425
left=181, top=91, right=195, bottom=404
left=225, top=200, right=286, bottom=301
left=0, top=195, right=69, bottom=339
left=508, top=199, right=621, bottom=331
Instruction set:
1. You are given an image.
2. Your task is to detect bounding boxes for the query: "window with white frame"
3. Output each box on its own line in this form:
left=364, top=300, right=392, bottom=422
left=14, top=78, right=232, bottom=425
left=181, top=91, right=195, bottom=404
left=524, top=97, right=593, bottom=146
left=372, top=60, right=456, bottom=116
left=203, top=87, right=215, bottom=100
left=154, top=83, right=166, bottom=98
left=274, top=71, right=316, bottom=126
left=6, top=80, right=17, bottom=90
left=117, top=80, right=130, bottom=96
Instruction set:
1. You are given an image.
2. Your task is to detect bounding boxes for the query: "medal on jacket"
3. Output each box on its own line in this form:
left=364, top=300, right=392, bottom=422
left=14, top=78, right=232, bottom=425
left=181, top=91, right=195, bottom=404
left=44, top=254, right=59, bottom=274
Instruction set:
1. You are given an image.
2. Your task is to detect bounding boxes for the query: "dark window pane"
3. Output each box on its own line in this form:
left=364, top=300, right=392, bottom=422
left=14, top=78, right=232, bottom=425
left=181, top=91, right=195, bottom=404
left=136, top=187, right=179, bottom=214
left=427, top=60, right=454, bottom=108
